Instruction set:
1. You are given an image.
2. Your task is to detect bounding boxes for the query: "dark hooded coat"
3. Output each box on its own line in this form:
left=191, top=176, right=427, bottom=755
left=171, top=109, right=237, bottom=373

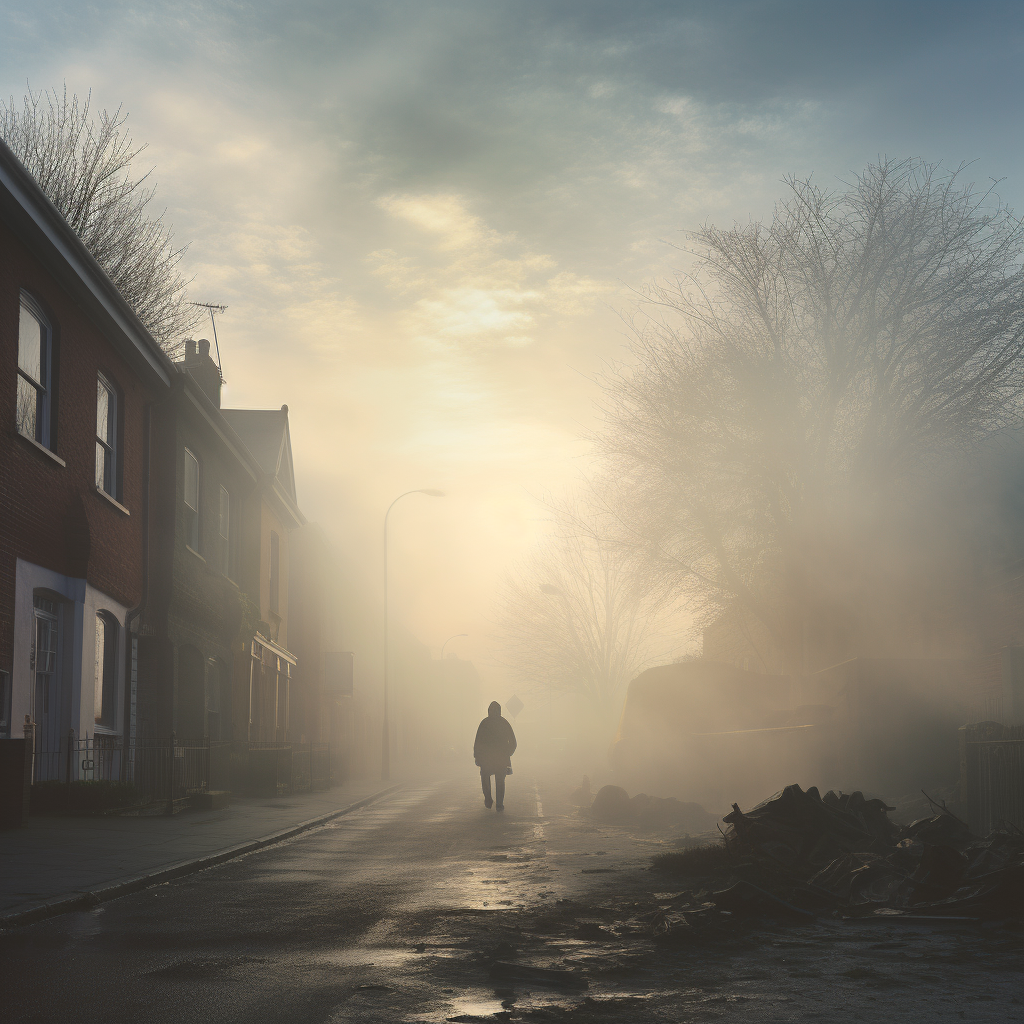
left=474, top=701, right=517, bottom=774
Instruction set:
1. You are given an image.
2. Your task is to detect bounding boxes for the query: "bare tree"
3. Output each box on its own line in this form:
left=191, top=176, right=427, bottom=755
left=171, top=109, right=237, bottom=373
left=1, top=86, right=201, bottom=354
left=495, top=493, right=682, bottom=717
left=598, top=159, right=1024, bottom=670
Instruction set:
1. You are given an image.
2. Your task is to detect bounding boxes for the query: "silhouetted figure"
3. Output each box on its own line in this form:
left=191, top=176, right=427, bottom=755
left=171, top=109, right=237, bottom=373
left=474, top=700, right=517, bottom=811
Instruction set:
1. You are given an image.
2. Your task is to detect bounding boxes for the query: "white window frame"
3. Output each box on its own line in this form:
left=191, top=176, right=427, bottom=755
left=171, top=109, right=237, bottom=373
left=16, top=293, right=53, bottom=449
left=184, top=448, right=200, bottom=552
left=95, top=373, right=118, bottom=498
left=94, top=612, right=118, bottom=732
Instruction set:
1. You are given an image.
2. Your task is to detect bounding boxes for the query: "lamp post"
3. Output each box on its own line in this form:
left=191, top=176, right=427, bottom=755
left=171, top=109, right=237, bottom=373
left=440, top=633, right=468, bottom=661
left=383, top=488, right=445, bottom=781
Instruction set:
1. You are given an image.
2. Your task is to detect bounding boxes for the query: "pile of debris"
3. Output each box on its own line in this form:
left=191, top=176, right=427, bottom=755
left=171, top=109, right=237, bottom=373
left=701, top=784, right=1024, bottom=920
left=586, top=784, right=717, bottom=832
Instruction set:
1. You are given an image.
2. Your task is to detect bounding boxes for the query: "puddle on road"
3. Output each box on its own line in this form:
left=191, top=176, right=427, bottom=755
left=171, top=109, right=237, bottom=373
left=316, top=946, right=423, bottom=970
left=410, top=991, right=586, bottom=1022
left=441, top=995, right=507, bottom=1019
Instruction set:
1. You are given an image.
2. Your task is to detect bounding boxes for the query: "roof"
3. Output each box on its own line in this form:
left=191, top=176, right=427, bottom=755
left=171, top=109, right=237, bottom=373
left=221, top=406, right=302, bottom=524
left=178, top=375, right=262, bottom=488
left=0, top=138, right=174, bottom=389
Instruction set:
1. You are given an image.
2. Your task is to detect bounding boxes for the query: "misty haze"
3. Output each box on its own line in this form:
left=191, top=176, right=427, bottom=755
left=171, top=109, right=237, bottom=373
left=0, top=3, right=1022, bottom=1023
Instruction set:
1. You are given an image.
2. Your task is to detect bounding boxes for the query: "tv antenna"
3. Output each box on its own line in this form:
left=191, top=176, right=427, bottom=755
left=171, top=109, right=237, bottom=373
left=190, top=302, right=227, bottom=379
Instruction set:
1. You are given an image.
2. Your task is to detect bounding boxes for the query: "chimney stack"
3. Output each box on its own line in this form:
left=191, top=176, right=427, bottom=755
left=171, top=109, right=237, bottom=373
left=179, top=338, right=222, bottom=408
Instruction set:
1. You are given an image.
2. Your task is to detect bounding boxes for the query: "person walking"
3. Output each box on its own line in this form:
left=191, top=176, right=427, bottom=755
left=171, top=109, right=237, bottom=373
left=474, top=700, right=517, bottom=811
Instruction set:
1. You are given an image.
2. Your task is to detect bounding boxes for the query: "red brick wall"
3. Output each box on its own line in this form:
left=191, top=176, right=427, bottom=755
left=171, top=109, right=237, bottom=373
left=0, top=215, right=161, bottom=675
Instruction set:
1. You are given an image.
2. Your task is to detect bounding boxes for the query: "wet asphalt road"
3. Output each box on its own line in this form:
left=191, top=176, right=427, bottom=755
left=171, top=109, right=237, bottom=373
left=3, top=769, right=1022, bottom=1023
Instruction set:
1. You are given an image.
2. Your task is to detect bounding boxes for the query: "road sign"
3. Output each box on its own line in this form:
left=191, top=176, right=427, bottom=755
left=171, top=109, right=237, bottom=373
left=505, top=694, right=524, bottom=719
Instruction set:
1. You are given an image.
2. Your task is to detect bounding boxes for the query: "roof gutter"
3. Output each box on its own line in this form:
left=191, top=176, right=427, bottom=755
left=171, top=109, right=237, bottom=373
left=0, top=139, right=174, bottom=389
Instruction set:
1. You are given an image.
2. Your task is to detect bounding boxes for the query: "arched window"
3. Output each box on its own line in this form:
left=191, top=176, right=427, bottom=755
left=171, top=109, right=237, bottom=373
left=17, top=293, right=54, bottom=449
left=94, top=612, right=118, bottom=730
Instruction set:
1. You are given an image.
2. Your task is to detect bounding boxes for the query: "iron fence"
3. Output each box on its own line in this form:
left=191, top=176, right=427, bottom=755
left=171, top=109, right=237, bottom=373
left=30, top=733, right=334, bottom=810
left=960, top=722, right=1024, bottom=834
left=32, top=732, right=213, bottom=806
left=230, top=741, right=332, bottom=796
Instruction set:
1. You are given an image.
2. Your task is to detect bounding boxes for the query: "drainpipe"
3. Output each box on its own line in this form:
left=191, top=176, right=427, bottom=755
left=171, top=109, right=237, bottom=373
left=123, top=398, right=155, bottom=752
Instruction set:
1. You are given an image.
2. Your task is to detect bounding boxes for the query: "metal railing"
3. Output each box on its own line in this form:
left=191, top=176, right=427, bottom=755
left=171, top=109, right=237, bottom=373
left=230, top=740, right=332, bottom=796
left=960, top=722, right=1024, bottom=834
left=32, top=731, right=216, bottom=807
left=31, top=732, right=334, bottom=810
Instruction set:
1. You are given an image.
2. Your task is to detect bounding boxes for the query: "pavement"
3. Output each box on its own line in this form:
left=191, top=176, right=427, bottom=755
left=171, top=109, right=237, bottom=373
left=0, top=777, right=399, bottom=926
left=2, top=764, right=1021, bottom=1023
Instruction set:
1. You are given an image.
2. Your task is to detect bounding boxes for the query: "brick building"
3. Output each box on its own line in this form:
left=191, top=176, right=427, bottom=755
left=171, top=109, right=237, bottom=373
left=136, top=339, right=265, bottom=744
left=3, top=134, right=332, bottom=796
left=220, top=405, right=305, bottom=741
left=0, top=139, right=172, bottom=766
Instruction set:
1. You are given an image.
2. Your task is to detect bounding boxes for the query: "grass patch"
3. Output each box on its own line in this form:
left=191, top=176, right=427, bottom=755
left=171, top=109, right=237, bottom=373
left=651, top=842, right=733, bottom=876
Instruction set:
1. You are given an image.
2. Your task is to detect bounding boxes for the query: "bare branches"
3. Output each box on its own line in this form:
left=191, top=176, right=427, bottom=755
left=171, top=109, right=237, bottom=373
left=1, top=85, right=202, bottom=354
left=495, top=490, right=683, bottom=715
left=597, top=159, right=1024, bottom=666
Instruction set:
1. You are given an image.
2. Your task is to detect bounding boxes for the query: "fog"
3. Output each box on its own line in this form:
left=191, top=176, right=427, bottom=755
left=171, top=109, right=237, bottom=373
left=3, top=1, right=1023, bottom=809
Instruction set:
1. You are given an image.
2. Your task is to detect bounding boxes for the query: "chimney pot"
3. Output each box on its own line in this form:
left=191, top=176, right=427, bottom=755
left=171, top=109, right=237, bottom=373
left=199, top=339, right=211, bottom=358
left=185, top=338, right=197, bottom=358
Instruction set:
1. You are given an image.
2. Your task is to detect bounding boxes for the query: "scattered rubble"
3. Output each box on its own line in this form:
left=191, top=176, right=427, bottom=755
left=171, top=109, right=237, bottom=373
left=588, top=785, right=717, bottom=832
left=489, top=961, right=589, bottom=990
left=652, top=783, right=1024, bottom=924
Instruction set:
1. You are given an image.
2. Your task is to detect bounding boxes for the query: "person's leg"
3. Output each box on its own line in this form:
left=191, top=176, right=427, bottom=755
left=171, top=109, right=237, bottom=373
left=495, top=771, right=506, bottom=810
left=481, top=769, right=493, bottom=807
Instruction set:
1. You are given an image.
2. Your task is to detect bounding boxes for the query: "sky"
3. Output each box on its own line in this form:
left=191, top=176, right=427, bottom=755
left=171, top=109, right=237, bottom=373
left=2, top=0, right=1022, bottom=688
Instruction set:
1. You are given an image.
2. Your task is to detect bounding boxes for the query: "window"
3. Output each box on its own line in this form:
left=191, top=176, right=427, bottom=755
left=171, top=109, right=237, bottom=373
left=206, top=658, right=226, bottom=740
left=184, top=448, right=200, bottom=551
left=269, top=531, right=280, bottom=614
left=16, top=295, right=52, bottom=448
left=0, top=669, right=10, bottom=739
left=32, top=594, right=65, bottom=775
left=95, top=374, right=118, bottom=497
left=219, top=485, right=231, bottom=577
left=94, top=613, right=118, bottom=730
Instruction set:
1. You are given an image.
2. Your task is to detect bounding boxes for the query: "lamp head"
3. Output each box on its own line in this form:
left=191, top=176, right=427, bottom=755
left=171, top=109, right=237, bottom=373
left=539, top=584, right=562, bottom=596
left=421, top=489, right=446, bottom=497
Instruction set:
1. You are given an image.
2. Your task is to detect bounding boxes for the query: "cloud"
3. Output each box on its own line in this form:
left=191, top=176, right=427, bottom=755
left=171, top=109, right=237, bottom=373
left=369, top=192, right=611, bottom=350
left=377, top=193, right=494, bottom=251
left=1, top=0, right=1020, bottom=685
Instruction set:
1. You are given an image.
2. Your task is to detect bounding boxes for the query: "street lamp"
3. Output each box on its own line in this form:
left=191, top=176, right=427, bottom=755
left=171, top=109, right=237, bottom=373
left=383, top=488, right=445, bottom=781
left=440, top=633, right=468, bottom=661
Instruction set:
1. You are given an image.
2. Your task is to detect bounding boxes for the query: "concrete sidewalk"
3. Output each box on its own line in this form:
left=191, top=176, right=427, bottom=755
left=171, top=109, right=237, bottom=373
left=0, top=779, right=400, bottom=926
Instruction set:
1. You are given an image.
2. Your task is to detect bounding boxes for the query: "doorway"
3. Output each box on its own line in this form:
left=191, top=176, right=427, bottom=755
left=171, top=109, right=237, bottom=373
left=32, top=595, right=63, bottom=779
